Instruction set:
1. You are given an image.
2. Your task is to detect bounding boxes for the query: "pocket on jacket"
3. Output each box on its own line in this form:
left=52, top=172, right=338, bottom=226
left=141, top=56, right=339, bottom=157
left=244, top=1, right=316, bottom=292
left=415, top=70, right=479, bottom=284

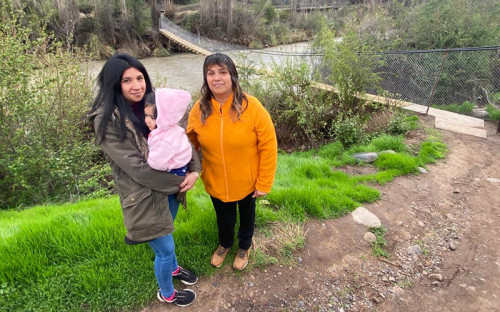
left=120, top=188, right=156, bottom=239
left=122, top=188, right=152, bottom=208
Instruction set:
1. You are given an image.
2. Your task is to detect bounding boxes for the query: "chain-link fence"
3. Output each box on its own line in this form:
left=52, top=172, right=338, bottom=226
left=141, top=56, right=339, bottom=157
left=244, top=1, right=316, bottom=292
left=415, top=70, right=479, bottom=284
left=250, top=45, right=500, bottom=121
left=371, top=46, right=500, bottom=120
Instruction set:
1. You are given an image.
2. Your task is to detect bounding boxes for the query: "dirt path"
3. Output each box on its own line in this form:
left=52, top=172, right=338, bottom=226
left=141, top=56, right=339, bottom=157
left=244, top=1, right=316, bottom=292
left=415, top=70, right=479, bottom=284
left=143, top=118, right=500, bottom=312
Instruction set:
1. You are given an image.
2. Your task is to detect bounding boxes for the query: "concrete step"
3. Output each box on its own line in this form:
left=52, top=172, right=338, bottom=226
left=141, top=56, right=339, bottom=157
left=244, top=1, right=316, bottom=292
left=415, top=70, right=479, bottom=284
left=403, top=103, right=487, bottom=138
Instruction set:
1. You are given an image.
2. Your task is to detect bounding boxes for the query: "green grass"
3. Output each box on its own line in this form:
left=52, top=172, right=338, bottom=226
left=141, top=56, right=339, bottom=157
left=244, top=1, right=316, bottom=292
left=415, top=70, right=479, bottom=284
left=370, top=226, right=389, bottom=258
left=432, top=101, right=475, bottom=114
left=0, top=126, right=448, bottom=312
left=486, top=104, right=500, bottom=121
left=417, top=134, right=448, bottom=165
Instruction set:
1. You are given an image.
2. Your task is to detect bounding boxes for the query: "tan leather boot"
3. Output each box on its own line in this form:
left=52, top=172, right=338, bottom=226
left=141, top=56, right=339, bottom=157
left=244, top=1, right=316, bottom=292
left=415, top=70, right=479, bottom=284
left=233, top=245, right=252, bottom=271
left=210, top=245, right=230, bottom=268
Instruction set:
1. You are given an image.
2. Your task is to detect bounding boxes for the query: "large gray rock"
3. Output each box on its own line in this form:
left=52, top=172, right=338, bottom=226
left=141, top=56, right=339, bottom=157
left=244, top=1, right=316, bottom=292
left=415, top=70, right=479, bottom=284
left=472, top=108, right=488, bottom=119
left=408, top=245, right=423, bottom=255
left=352, top=207, right=381, bottom=227
left=352, top=152, right=378, bottom=163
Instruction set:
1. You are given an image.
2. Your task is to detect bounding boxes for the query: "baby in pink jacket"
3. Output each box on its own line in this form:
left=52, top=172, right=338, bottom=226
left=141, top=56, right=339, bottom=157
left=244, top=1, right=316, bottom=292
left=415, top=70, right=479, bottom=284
left=144, top=88, right=192, bottom=176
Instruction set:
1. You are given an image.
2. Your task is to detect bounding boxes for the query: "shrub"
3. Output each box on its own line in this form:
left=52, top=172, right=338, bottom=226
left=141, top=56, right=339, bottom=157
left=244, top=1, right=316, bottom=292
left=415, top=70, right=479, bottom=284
left=407, top=0, right=497, bottom=49
left=78, top=3, right=94, bottom=14
left=74, top=16, right=96, bottom=46
left=181, top=12, right=201, bottom=33
left=386, top=112, right=419, bottom=135
left=87, top=33, right=113, bottom=59
left=313, top=25, right=381, bottom=113
left=330, top=113, right=366, bottom=148
left=153, top=46, right=170, bottom=57
left=294, top=11, right=326, bottom=36
left=243, top=56, right=336, bottom=149
left=0, top=6, right=108, bottom=209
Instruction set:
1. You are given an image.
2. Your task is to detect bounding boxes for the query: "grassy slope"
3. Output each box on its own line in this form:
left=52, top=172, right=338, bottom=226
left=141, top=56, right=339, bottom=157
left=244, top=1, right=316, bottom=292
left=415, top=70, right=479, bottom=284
left=0, top=130, right=447, bottom=312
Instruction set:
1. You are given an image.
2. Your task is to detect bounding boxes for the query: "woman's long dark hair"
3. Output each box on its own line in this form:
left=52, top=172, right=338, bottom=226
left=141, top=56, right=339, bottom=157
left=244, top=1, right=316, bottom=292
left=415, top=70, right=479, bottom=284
left=91, top=53, right=153, bottom=143
left=199, top=53, right=247, bottom=123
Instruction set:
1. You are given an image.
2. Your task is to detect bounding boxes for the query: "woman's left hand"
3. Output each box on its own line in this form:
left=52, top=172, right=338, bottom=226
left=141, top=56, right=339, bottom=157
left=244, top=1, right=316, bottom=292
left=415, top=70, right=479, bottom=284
left=179, top=172, right=199, bottom=192
left=252, top=189, right=267, bottom=198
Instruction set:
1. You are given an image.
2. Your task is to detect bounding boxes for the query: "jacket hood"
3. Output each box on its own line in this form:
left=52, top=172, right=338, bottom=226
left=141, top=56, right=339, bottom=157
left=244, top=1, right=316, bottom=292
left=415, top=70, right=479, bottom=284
left=88, top=105, right=104, bottom=121
left=155, top=88, right=191, bottom=130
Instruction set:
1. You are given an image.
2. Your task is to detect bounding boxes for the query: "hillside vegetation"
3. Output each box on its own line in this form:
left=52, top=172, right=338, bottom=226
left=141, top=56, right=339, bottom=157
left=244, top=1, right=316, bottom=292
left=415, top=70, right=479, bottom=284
left=4, top=0, right=499, bottom=58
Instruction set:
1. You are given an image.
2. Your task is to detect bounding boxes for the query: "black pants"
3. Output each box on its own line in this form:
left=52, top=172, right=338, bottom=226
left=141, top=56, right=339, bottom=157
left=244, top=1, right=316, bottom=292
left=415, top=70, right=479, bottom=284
left=211, top=192, right=256, bottom=250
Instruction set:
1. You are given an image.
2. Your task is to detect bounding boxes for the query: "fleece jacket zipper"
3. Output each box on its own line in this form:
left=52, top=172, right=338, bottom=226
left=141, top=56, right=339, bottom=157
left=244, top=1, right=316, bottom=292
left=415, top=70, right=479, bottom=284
left=219, top=104, right=229, bottom=202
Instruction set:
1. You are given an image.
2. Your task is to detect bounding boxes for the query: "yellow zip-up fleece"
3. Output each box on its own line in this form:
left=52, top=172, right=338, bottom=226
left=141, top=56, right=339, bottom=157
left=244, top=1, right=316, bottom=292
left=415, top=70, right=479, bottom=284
left=186, top=93, right=277, bottom=202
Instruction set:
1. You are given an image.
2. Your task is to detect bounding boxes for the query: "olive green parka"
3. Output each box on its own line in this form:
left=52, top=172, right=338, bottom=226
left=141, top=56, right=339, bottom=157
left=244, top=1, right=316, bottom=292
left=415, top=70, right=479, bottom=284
left=90, top=106, right=201, bottom=244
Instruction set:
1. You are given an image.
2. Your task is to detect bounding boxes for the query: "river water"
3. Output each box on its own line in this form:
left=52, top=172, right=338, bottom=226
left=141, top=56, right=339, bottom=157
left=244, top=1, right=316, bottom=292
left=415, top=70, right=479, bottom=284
left=88, top=42, right=314, bottom=94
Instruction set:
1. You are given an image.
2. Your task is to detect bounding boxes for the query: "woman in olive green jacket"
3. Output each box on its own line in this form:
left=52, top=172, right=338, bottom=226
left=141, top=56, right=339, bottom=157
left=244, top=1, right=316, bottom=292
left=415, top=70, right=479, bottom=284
left=89, top=53, right=200, bottom=307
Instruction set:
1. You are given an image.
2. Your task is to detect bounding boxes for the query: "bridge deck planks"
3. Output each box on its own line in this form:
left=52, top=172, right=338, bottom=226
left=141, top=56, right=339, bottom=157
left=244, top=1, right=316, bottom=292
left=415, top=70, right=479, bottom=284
left=159, top=29, right=211, bottom=56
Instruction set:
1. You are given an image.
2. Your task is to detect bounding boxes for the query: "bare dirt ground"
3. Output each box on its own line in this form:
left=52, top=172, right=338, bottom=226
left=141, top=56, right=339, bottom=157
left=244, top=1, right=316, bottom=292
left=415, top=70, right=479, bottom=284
left=143, top=116, right=500, bottom=312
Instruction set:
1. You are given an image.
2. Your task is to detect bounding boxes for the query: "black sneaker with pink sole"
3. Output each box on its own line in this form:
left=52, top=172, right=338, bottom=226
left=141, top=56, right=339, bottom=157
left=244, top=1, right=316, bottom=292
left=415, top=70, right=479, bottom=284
left=157, top=289, right=196, bottom=307
left=172, top=266, right=198, bottom=285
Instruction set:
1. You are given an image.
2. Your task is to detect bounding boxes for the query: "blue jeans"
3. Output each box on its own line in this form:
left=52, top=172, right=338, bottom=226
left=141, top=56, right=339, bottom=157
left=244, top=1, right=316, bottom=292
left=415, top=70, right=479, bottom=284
left=148, top=194, right=180, bottom=298
left=168, top=194, right=180, bottom=220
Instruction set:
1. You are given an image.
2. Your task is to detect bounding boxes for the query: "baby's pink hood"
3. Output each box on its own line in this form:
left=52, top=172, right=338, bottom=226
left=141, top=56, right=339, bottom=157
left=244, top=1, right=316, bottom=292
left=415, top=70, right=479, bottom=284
left=155, top=88, right=191, bottom=130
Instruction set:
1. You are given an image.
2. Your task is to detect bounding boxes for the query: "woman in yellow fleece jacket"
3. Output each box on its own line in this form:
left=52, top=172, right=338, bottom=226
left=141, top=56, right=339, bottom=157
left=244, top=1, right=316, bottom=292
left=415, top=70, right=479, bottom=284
left=186, top=53, right=277, bottom=271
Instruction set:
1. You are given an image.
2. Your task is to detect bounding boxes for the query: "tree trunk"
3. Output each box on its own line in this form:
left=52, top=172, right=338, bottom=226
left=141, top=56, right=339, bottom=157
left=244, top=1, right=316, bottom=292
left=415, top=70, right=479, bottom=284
left=120, top=0, right=128, bottom=19
left=289, top=0, right=297, bottom=21
left=53, top=0, right=79, bottom=50
left=228, top=0, right=235, bottom=35
left=164, top=0, right=175, bottom=19
left=150, top=0, right=160, bottom=31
